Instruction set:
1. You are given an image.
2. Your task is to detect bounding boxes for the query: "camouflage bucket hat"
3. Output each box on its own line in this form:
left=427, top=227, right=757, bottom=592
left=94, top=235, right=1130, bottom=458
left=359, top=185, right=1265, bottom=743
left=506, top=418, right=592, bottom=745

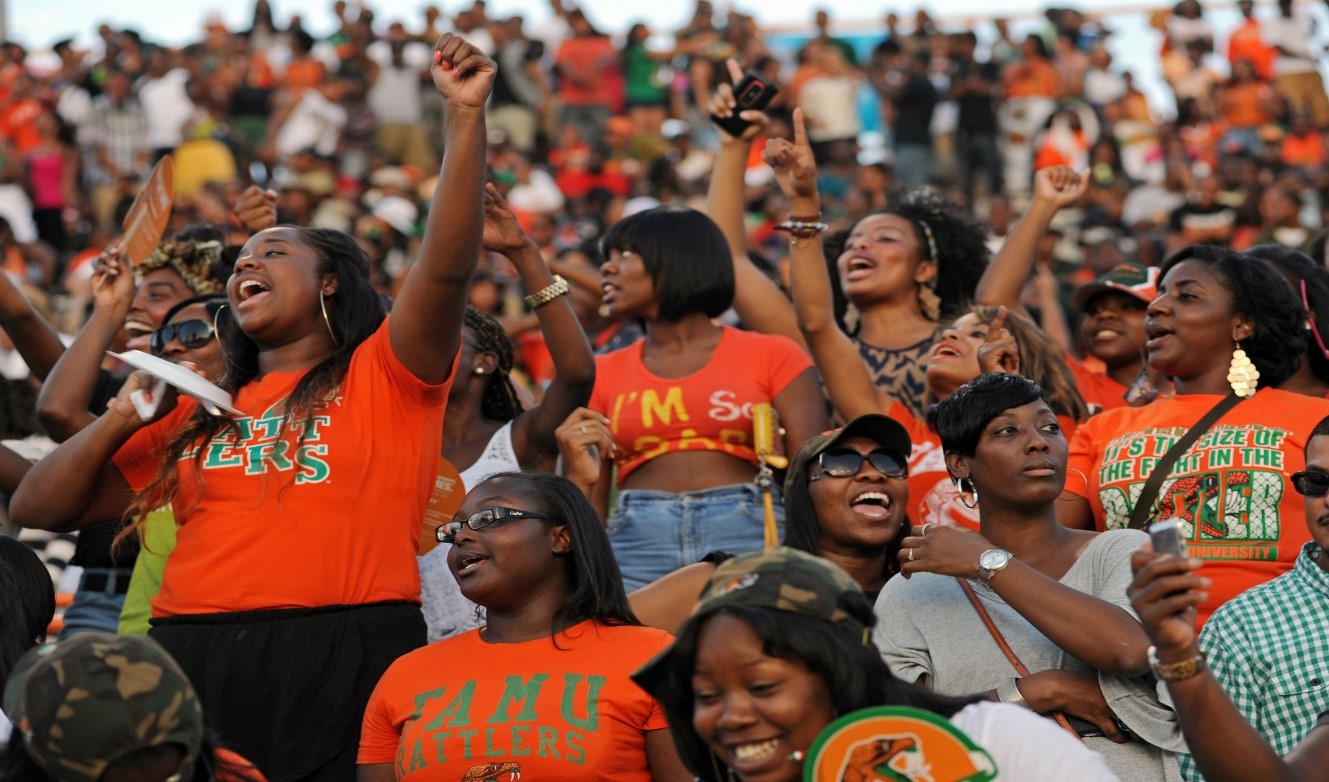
left=2, top=632, right=205, bottom=782
left=632, top=547, right=868, bottom=698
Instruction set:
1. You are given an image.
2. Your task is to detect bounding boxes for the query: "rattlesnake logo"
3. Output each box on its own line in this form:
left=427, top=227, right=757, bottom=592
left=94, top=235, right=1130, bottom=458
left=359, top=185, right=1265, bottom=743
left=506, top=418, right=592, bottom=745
left=842, top=737, right=928, bottom=782
left=460, top=762, right=521, bottom=781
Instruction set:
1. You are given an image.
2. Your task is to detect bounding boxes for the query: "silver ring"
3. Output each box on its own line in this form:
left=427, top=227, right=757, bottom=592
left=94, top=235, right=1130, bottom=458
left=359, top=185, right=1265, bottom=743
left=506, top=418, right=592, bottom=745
left=908, top=548, right=915, bottom=561
left=579, top=425, right=586, bottom=434
left=921, top=523, right=932, bottom=536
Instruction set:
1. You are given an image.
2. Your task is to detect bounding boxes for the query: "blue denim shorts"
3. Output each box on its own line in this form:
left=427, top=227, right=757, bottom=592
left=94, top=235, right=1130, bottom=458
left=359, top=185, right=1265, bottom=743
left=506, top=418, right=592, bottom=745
left=607, top=482, right=784, bottom=591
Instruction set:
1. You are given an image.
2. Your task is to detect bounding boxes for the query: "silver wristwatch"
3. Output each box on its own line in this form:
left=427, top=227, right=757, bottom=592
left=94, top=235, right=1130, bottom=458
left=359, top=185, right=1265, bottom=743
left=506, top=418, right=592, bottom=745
left=977, top=548, right=1014, bottom=587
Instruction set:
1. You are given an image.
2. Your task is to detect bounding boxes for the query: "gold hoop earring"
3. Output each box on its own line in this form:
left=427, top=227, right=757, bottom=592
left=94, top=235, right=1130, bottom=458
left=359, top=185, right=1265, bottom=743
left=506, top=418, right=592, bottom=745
left=1058, top=467, right=1089, bottom=501
left=211, top=304, right=242, bottom=377
left=320, top=294, right=340, bottom=348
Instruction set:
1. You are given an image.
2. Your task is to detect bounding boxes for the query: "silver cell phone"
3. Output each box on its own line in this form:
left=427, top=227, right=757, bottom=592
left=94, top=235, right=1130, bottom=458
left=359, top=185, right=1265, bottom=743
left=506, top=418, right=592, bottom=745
left=1149, top=518, right=1187, bottom=559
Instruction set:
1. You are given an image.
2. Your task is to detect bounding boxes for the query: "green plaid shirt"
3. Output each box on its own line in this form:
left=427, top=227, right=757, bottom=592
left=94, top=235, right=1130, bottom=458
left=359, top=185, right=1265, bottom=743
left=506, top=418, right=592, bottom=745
left=1181, top=543, right=1329, bottom=781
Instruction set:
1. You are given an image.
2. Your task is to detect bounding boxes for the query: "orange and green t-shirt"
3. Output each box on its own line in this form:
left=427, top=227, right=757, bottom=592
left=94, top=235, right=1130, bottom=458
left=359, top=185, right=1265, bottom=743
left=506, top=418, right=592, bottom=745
left=1067, top=388, right=1329, bottom=626
left=589, top=327, right=813, bottom=485
left=358, top=621, right=672, bottom=780
left=1068, top=355, right=1132, bottom=415
left=112, top=319, right=452, bottom=617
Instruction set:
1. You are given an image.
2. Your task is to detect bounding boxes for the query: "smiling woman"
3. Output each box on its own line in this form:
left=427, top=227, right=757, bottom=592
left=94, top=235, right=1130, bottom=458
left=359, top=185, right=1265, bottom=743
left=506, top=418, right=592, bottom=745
left=11, top=33, right=497, bottom=780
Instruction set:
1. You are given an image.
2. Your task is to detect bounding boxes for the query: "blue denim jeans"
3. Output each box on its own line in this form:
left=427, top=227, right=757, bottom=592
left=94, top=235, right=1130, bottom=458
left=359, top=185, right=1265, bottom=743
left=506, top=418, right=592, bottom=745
left=607, top=482, right=784, bottom=591
left=59, top=581, right=127, bottom=638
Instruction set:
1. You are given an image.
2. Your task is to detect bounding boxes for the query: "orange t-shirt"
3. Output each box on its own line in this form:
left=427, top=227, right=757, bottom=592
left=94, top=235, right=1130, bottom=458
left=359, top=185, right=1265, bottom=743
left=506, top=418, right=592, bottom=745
left=1283, top=132, right=1326, bottom=168
left=1228, top=21, right=1275, bottom=81
left=589, top=327, right=813, bottom=484
left=358, top=621, right=671, bottom=780
left=1005, top=60, right=1059, bottom=100
left=1068, top=355, right=1131, bottom=414
left=112, top=319, right=452, bottom=616
left=887, top=401, right=1078, bottom=532
left=0, top=98, right=44, bottom=155
left=282, top=59, right=326, bottom=94
left=1066, top=388, right=1329, bottom=626
left=555, top=36, right=620, bottom=107
left=1222, top=82, right=1272, bottom=129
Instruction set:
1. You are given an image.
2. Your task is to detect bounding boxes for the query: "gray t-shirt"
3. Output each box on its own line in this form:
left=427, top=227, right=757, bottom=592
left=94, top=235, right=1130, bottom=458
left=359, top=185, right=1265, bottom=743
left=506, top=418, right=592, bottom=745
left=874, top=529, right=1185, bottom=782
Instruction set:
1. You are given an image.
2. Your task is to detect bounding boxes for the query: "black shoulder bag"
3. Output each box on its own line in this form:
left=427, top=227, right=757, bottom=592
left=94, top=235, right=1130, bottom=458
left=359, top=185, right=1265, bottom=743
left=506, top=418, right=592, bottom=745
left=1126, top=394, right=1245, bottom=530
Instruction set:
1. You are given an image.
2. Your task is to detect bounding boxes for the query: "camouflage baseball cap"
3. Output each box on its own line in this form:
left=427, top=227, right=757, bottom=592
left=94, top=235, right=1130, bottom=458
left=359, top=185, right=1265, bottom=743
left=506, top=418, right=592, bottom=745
left=632, top=547, right=869, bottom=697
left=2, top=632, right=204, bottom=782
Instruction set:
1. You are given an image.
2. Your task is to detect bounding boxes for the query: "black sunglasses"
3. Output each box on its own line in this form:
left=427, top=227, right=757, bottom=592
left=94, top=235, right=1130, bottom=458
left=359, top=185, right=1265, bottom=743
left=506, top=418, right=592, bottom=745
left=811, top=448, right=908, bottom=480
left=1290, top=470, right=1329, bottom=497
left=436, top=505, right=560, bottom=543
left=150, top=319, right=216, bottom=356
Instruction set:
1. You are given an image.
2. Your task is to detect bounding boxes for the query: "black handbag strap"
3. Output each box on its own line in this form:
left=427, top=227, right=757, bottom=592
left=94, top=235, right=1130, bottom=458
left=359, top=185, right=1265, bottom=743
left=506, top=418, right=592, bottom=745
left=1127, top=393, right=1245, bottom=529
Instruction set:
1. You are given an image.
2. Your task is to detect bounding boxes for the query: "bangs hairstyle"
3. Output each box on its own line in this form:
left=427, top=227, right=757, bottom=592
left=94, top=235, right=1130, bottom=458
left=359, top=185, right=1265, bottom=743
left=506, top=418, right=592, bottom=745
left=1159, top=245, right=1305, bottom=388
left=929, top=372, right=1049, bottom=457
left=963, top=305, right=1089, bottom=422
left=122, top=227, right=387, bottom=545
left=599, top=207, right=735, bottom=321
left=479, top=472, right=640, bottom=635
left=1245, top=245, right=1329, bottom=385
left=653, top=603, right=981, bottom=782
left=783, top=436, right=907, bottom=582
left=884, top=187, right=990, bottom=320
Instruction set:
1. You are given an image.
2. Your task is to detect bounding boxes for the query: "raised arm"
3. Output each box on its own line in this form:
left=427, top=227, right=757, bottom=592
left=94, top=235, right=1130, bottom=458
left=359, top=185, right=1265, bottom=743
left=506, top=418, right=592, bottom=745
left=974, top=166, right=1086, bottom=311
left=389, top=34, right=495, bottom=384
left=36, top=246, right=135, bottom=441
left=0, top=266, right=65, bottom=382
left=1128, top=548, right=1329, bottom=782
left=901, top=523, right=1149, bottom=675
left=705, top=59, right=804, bottom=347
left=11, top=372, right=159, bottom=532
left=482, top=184, right=596, bottom=470
left=764, top=110, right=887, bottom=420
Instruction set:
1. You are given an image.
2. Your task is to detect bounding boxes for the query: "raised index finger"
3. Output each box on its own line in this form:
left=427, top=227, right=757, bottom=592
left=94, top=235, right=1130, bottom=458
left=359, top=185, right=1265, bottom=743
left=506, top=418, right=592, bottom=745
left=791, top=108, right=809, bottom=149
left=726, top=57, right=743, bottom=84
left=985, top=306, right=1008, bottom=341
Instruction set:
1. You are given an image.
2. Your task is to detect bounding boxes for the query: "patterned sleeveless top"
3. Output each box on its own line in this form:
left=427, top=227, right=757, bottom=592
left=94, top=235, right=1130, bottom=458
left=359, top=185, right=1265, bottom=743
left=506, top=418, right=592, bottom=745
left=856, top=335, right=934, bottom=421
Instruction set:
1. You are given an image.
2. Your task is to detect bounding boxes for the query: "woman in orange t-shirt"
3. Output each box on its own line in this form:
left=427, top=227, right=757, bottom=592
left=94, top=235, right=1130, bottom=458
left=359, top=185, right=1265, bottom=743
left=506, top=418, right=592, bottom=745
left=1063, top=245, right=1329, bottom=626
left=588, top=207, right=829, bottom=589
left=358, top=472, right=690, bottom=782
left=11, top=35, right=495, bottom=781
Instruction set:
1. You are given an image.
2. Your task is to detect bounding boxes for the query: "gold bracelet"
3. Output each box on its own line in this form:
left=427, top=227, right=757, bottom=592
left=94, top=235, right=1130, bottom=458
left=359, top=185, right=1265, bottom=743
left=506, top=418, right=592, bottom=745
left=524, top=275, right=570, bottom=309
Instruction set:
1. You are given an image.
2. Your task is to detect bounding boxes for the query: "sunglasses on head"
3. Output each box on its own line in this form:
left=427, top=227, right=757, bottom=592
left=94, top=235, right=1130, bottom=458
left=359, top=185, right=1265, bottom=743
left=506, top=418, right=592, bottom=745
left=149, top=319, right=216, bottom=356
left=1290, top=470, right=1329, bottom=497
left=811, top=448, right=908, bottom=481
left=436, top=505, right=561, bottom=543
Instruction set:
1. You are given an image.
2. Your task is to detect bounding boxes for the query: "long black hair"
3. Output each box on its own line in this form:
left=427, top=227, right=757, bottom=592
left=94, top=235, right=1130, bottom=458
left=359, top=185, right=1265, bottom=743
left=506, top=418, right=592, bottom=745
left=480, top=472, right=639, bottom=636
left=0, top=537, right=53, bottom=686
left=127, top=227, right=387, bottom=534
left=1158, top=245, right=1306, bottom=389
left=654, top=601, right=983, bottom=782
left=600, top=207, right=735, bottom=322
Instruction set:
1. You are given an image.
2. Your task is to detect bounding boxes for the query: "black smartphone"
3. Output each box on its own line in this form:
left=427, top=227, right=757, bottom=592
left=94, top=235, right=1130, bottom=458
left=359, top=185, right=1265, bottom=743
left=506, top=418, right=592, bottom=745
left=1149, top=518, right=1187, bottom=559
left=710, top=70, right=780, bottom=137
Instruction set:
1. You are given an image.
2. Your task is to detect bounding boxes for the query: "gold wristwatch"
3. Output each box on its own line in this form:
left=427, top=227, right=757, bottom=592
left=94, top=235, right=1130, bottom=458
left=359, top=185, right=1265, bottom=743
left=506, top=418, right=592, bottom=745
left=1148, top=645, right=1207, bottom=682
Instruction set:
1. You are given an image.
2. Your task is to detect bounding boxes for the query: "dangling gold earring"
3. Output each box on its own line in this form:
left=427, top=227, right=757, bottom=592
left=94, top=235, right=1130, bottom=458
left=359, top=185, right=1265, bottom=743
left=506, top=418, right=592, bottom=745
left=918, top=281, right=942, bottom=321
left=211, top=304, right=241, bottom=377
left=1227, top=341, right=1259, bottom=398
left=320, top=294, right=340, bottom=348
left=843, top=302, right=861, bottom=334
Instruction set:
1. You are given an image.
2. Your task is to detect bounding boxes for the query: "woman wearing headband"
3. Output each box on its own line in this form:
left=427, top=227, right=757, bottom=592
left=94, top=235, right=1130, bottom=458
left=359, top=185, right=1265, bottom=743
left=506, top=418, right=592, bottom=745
left=707, top=64, right=989, bottom=421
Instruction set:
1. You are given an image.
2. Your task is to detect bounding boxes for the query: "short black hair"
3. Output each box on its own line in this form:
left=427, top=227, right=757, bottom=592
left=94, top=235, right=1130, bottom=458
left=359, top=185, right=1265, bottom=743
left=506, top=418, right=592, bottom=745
left=652, top=603, right=982, bottom=781
left=1159, top=245, right=1306, bottom=388
left=929, top=372, right=1048, bottom=458
left=1309, top=414, right=1329, bottom=455
left=600, top=207, right=735, bottom=321
left=881, top=188, right=991, bottom=321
